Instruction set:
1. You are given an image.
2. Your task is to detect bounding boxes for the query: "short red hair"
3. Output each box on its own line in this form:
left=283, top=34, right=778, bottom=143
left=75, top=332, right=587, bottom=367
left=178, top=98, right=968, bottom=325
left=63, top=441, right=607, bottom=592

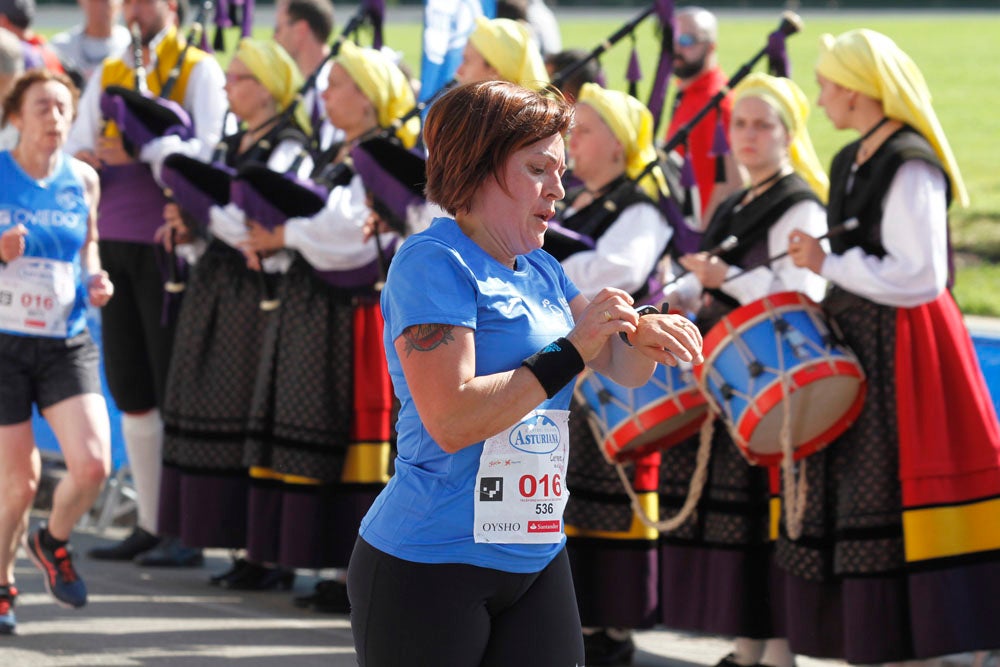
left=423, top=80, right=572, bottom=216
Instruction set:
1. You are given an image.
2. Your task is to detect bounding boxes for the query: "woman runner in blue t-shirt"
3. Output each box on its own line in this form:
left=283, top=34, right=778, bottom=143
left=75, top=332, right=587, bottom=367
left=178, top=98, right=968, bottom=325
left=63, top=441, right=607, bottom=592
left=347, top=80, right=704, bottom=666
left=0, top=69, right=114, bottom=635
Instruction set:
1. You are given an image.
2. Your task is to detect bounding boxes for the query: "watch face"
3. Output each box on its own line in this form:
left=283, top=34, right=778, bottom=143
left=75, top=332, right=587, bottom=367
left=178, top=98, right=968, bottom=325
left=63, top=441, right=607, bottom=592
left=619, top=305, right=661, bottom=346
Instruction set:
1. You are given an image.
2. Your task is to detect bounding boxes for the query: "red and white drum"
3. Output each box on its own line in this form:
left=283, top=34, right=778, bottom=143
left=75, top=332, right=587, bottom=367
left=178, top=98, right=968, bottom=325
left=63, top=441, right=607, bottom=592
left=695, top=291, right=866, bottom=466
left=575, top=360, right=708, bottom=465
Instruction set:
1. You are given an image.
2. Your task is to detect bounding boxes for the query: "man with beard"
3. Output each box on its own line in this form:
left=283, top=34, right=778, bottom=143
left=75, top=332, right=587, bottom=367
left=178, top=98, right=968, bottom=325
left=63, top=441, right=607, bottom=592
left=664, top=6, right=741, bottom=224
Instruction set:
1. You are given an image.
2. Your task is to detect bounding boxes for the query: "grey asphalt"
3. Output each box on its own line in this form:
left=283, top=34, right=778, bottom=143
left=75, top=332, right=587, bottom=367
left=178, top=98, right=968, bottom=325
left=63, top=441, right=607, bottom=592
left=5, top=516, right=854, bottom=667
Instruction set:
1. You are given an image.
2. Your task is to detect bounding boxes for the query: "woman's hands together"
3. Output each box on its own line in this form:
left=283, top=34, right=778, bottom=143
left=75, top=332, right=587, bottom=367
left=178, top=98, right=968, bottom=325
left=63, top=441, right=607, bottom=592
left=566, top=288, right=704, bottom=367
left=625, top=311, right=704, bottom=366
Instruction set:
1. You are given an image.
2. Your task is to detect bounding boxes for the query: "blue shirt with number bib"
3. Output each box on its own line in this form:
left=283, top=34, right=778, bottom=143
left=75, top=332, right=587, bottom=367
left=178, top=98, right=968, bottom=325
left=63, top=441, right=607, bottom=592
left=361, top=217, right=581, bottom=574
left=0, top=150, right=90, bottom=339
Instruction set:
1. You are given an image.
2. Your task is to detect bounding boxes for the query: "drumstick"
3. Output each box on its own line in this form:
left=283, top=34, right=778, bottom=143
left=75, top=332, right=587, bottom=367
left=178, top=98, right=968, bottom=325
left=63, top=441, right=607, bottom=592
left=659, top=234, right=739, bottom=290
left=720, top=217, right=860, bottom=285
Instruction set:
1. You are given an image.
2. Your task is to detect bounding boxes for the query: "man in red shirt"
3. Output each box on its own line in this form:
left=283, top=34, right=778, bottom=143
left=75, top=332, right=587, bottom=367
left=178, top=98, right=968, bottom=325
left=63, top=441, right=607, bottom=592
left=664, top=6, right=742, bottom=224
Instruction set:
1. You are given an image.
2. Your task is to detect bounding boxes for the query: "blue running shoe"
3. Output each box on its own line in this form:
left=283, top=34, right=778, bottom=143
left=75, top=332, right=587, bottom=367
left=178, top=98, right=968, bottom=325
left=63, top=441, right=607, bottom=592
left=27, top=527, right=88, bottom=609
left=0, top=584, right=17, bottom=635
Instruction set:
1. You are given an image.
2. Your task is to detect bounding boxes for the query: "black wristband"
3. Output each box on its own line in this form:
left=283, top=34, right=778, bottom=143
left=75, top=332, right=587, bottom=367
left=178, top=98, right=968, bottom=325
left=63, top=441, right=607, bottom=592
left=521, top=337, right=585, bottom=399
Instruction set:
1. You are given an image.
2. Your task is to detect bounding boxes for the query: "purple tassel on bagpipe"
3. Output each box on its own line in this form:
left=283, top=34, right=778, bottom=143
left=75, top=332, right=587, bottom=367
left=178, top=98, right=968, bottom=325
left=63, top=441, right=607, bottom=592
left=365, top=0, right=385, bottom=50
left=709, top=117, right=729, bottom=158
left=659, top=190, right=701, bottom=255
left=680, top=145, right=696, bottom=189
left=766, top=29, right=790, bottom=78
left=238, top=0, right=254, bottom=38
left=626, top=38, right=642, bottom=99
left=709, top=117, right=728, bottom=183
left=708, top=116, right=729, bottom=183
left=213, top=0, right=230, bottom=51
left=646, top=0, right=675, bottom=134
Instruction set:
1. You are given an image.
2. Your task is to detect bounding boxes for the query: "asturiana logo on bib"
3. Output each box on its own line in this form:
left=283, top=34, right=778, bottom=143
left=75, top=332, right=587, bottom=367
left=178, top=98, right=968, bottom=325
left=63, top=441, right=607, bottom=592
left=508, top=414, right=561, bottom=454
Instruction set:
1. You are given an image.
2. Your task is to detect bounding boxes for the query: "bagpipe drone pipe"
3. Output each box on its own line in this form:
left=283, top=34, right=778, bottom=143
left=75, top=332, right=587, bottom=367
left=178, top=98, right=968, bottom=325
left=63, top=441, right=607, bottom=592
left=226, top=0, right=424, bottom=301
left=547, top=9, right=803, bottom=307
left=550, top=5, right=801, bottom=256
left=99, top=0, right=218, bottom=157
left=660, top=10, right=803, bottom=255
left=230, top=128, right=427, bottom=300
left=100, top=0, right=226, bottom=294
left=157, top=0, right=390, bottom=305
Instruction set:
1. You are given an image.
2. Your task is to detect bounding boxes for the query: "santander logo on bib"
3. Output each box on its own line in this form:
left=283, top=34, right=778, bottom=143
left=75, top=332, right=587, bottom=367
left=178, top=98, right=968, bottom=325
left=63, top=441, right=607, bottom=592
left=508, top=414, right=562, bottom=455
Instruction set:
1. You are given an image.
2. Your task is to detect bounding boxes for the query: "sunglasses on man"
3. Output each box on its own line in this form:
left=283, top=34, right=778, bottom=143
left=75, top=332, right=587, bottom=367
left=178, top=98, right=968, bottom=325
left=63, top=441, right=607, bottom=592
left=675, top=33, right=707, bottom=48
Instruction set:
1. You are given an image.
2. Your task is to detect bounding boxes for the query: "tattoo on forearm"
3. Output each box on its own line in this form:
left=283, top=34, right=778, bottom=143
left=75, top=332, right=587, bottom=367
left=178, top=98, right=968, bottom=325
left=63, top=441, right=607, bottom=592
left=402, top=324, right=455, bottom=355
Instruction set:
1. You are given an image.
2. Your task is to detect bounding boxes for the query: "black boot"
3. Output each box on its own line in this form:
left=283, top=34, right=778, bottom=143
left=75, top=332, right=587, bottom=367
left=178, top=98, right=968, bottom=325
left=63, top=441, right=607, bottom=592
left=133, top=536, right=204, bottom=567
left=293, top=579, right=350, bottom=614
left=585, top=629, right=635, bottom=666
left=220, top=562, right=295, bottom=591
left=87, top=527, right=160, bottom=561
left=209, top=558, right=251, bottom=586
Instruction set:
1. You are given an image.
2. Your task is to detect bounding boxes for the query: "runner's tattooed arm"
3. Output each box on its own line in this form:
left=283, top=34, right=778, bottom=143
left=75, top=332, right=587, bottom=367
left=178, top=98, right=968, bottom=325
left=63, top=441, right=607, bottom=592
left=401, top=324, right=455, bottom=356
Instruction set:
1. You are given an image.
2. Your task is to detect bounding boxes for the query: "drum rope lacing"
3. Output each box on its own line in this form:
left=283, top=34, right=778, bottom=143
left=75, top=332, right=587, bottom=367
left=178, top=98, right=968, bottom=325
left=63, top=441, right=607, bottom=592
left=614, top=412, right=714, bottom=533
left=775, top=302, right=809, bottom=541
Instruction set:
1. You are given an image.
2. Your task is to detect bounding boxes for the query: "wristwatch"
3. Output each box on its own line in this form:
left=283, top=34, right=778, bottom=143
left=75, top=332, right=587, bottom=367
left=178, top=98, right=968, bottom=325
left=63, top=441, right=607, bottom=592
left=619, top=304, right=661, bottom=346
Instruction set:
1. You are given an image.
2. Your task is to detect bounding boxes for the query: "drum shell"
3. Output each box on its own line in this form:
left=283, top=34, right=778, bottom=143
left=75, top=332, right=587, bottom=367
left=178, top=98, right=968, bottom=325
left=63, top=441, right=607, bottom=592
left=695, top=291, right=866, bottom=466
left=575, top=362, right=708, bottom=465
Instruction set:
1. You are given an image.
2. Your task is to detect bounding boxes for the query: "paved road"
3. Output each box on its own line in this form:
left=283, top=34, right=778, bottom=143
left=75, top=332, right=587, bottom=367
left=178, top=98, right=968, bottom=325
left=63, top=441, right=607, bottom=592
left=5, top=517, right=855, bottom=667
left=9, top=521, right=990, bottom=666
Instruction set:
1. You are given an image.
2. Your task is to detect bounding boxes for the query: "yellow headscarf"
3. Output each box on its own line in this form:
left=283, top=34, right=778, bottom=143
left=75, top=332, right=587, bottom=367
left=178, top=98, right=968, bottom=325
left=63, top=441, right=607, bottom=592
left=234, top=38, right=311, bottom=136
left=577, top=83, right=666, bottom=201
left=816, top=29, right=967, bottom=207
left=468, top=17, right=549, bottom=90
left=336, top=40, right=419, bottom=149
left=732, top=72, right=830, bottom=203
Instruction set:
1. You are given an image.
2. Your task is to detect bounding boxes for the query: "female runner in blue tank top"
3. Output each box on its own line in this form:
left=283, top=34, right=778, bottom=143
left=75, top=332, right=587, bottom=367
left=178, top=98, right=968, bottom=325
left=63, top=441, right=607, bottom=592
left=346, top=81, right=705, bottom=666
left=0, top=69, right=114, bottom=634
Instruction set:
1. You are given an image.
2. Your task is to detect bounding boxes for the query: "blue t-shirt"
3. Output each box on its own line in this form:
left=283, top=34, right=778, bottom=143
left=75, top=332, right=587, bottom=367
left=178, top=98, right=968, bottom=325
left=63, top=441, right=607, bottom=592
left=0, top=151, right=90, bottom=338
left=361, top=217, right=582, bottom=574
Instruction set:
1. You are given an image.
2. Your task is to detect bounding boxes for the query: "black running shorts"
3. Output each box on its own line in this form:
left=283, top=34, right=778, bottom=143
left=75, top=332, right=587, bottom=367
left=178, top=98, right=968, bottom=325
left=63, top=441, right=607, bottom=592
left=0, top=330, right=102, bottom=425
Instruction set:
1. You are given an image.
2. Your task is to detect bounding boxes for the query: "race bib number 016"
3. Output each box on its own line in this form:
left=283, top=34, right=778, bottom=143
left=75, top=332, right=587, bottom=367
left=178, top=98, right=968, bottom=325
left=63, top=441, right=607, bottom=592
left=0, top=257, right=75, bottom=337
left=474, top=409, right=570, bottom=544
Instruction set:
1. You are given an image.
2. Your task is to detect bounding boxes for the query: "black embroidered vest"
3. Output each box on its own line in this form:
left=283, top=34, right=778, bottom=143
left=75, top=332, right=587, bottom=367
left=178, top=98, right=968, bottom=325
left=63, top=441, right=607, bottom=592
left=544, top=175, right=656, bottom=263
left=827, top=127, right=948, bottom=259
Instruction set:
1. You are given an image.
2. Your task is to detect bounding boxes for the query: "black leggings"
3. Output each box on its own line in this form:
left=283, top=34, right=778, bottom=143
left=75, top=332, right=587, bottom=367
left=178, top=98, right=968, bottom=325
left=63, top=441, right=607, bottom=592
left=347, top=537, right=585, bottom=666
